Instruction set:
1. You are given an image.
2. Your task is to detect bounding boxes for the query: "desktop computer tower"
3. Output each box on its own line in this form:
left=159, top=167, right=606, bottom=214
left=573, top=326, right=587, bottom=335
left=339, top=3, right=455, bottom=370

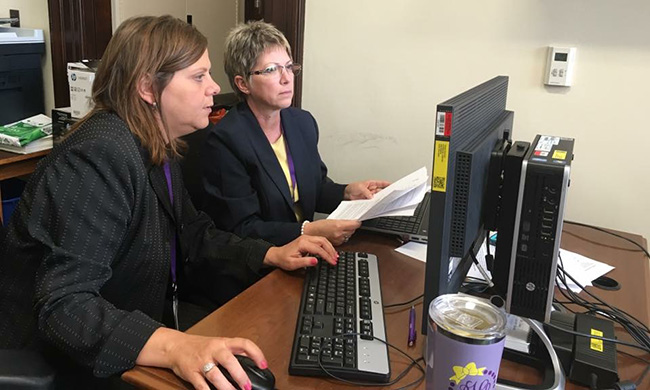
left=501, top=135, right=574, bottom=322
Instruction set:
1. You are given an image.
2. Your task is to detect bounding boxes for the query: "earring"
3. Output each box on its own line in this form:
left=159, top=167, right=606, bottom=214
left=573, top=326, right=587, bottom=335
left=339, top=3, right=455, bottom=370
left=152, top=102, right=158, bottom=109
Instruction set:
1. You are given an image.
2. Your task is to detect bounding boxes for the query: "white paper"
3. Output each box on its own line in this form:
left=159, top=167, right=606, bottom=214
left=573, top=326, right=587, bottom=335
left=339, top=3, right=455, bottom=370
left=395, top=240, right=494, bottom=283
left=466, top=241, right=495, bottom=281
left=394, top=239, right=615, bottom=295
left=557, top=248, right=615, bottom=293
left=395, top=241, right=427, bottom=262
left=374, top=204, right=418, bottom=217
left=328, top=167, right=429, bottom=221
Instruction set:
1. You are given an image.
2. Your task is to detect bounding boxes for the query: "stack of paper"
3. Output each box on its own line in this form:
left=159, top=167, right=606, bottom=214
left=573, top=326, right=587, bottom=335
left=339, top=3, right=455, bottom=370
left=328, top=167, right=429, bottom=221
left=0, top=114, right=53, bottom=154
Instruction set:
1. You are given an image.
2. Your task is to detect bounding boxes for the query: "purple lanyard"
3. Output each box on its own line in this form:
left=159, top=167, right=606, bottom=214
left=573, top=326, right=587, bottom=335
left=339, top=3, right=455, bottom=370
left=163, top=161, right=177, bottom=285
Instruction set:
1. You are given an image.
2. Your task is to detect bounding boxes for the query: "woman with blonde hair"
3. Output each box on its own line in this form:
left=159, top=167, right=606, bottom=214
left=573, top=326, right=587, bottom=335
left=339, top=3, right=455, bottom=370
left=199, top=21, right=389, bottom=247
left=0, top=15, right=336, bottom=390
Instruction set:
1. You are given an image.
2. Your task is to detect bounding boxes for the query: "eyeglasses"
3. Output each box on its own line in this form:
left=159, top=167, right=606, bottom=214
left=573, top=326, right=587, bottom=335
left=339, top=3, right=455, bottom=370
left=248, top=63, right=302, bottom=77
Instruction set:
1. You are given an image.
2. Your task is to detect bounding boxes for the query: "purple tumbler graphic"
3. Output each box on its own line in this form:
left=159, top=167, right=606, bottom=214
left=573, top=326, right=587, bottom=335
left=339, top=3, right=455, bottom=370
left=426, top=294, right=507, bottom=390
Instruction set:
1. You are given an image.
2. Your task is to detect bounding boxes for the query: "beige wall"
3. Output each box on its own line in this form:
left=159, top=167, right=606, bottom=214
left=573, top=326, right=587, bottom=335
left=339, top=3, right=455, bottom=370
left=0, top=0, right=53, bottom=114
left=112, top=0, right=244, bottom=93
left=303, top=0, right=650, bottom=241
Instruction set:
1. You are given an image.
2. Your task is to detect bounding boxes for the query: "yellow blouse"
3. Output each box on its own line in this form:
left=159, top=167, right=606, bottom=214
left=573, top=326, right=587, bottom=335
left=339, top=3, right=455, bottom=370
left=270, top=133, right=303, bottom=221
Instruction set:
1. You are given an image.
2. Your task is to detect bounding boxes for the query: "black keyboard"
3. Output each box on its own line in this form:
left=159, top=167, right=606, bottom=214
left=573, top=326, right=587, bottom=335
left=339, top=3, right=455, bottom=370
left=289, top=251, right=390, bottom=382
left=364, top=193, right=429, bottom=235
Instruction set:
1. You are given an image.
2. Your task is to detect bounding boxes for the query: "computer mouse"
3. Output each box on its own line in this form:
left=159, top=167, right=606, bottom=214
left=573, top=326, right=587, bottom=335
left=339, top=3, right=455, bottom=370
left=215, top=355, right=275, bottom=390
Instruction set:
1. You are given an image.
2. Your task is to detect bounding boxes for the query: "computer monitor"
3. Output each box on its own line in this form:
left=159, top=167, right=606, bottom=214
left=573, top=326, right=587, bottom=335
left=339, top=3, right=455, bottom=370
left=422, top=76, right=574, bottom=334
left=422, top=75, right=512, bottom=333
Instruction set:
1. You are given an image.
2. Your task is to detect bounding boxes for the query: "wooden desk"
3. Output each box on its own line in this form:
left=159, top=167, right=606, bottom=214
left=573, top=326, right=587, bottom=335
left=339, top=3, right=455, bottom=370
left=122, top=224, right=650, bottom=390
left=0, top=149, right=49, bottom=222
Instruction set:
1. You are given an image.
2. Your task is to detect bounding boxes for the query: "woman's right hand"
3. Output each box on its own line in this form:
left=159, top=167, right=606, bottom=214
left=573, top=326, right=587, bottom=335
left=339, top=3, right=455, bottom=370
left=304, top=219, right=362, bottom=246
left=137, top=328, right=266, bottom=390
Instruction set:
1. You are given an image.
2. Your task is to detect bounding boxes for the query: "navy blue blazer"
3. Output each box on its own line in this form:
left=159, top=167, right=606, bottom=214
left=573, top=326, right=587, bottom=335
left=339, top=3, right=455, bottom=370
left=200, top=102, right=346, bottom=245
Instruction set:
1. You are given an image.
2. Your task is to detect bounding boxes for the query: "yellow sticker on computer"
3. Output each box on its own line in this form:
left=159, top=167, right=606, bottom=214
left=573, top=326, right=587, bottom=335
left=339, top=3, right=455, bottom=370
left=590, top=329, right=604, bottom=352
left=433, top=140, right=449, bottom=192
left=552, top=150, right=567, bottom=160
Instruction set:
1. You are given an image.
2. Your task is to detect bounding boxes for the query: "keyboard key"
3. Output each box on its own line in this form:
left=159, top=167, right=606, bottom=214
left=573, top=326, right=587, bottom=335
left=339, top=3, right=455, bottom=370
left=297, top=354, right=318, bottom=364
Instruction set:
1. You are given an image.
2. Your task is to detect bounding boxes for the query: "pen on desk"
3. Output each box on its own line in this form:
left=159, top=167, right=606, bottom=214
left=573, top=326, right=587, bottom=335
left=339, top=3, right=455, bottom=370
left=408, top=305, right=417, bottom=347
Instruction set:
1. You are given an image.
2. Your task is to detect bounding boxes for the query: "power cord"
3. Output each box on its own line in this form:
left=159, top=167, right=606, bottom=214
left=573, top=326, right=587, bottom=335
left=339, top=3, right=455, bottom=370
left=544, top=321, right=650, bottom=354
left=552, top=253, right=650, bottom=390
left=564, top=220, right=650, bottom=259
left=555, top=256, right=650, bottom=349
left=316, top=332, right=425, bottom=389
left=383, top=294, right=423, bottom=309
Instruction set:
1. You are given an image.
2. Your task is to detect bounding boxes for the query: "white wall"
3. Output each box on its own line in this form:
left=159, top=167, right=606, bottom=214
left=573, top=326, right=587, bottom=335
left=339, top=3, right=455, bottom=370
left=112, top=0, right=244, bottom=93
left=0, top=0, right=54, bottom=114
left=303, top=0, right=650, bottom=241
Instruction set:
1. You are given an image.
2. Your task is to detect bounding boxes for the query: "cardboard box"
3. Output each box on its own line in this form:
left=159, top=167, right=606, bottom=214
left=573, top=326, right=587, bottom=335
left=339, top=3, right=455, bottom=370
left=51, top=107, right=77, bottom=145
left=67, top=61, right=98, bottom=118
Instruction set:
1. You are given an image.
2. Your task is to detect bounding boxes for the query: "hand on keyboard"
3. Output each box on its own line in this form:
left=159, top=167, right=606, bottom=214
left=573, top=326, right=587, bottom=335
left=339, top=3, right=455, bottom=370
left=264, top=235, right=338, bottom=271
left=303, top=219, right=361, bottom=246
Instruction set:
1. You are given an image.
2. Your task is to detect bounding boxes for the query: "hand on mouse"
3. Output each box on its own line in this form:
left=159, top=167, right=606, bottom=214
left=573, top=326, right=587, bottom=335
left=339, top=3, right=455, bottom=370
left=264, top=234, right=338, bottom=270
left=136, top=328, right=267, bottom=390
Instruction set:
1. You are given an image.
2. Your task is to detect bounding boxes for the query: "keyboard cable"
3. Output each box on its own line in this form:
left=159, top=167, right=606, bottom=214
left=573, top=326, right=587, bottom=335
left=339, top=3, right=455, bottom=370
left=316, top=332, right=425, bottom=389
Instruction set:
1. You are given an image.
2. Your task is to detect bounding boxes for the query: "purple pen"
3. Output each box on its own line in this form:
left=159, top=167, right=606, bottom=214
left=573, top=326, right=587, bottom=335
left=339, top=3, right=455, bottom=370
left=408, top=305, right=417, bottom=347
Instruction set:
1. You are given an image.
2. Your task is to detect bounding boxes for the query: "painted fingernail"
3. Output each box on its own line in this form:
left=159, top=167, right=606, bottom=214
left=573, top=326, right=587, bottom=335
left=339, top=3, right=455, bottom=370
left=310, top=258, right=318, bottom=265
left=244, top=382, right=252, bottom=390
left=260, top=360, right=268, bottom=369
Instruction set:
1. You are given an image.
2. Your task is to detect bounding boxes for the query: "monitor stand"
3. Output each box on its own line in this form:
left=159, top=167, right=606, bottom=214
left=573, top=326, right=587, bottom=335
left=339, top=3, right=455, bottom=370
left=496, top=318, right=565, bottom=390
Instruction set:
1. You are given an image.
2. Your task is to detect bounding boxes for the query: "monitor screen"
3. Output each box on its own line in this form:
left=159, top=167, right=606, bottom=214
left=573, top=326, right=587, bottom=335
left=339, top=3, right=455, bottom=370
left=422, top=76, right=512, bottom=333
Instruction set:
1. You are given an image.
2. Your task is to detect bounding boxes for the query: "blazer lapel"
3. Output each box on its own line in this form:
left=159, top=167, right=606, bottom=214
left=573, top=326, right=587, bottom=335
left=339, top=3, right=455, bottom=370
left=240, top=104, right=295, bottom=211
left=170, top=160, right=184, bottom=223
left=149, top=164, right=175, bottom=221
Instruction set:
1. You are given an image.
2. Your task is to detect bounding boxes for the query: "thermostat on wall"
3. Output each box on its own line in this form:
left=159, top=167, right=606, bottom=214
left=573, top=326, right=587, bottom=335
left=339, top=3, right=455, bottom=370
left=544, top=46, right=576, bottom=87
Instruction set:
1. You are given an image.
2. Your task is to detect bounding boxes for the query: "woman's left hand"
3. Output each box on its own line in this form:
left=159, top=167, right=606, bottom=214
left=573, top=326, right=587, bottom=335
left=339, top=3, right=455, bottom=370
left=344, top=180, right=391, bottom=200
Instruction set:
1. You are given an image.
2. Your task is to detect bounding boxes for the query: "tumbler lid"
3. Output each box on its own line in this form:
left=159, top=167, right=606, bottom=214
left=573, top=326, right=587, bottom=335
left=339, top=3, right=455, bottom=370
left=429, top=294, right=507, bottom=340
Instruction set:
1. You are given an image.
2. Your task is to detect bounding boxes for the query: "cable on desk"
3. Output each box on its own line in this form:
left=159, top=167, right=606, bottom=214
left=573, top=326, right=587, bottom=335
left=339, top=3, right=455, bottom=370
left=383, top=294, right=423, bottom=309
left=563, top=220, right=650, bottom=259
left=616, top=350, right=650, bottom=388
left=552, top=255, right=650, bottom=357
left=316, top=332, right=425, bottom=389
left=553, top=277, right=650, bottom=353
left=556, top=255, right=650, bottom=342
left=461, top=277, right=491, bottom=294
left=544, top=322, right=650, bottom=354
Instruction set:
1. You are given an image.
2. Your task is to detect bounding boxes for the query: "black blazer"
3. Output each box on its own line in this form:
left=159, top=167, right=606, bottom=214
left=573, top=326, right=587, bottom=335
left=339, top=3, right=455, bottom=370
left=200, top=102, right=346, bottom=245
left=0, top=112, right=271, bottom=386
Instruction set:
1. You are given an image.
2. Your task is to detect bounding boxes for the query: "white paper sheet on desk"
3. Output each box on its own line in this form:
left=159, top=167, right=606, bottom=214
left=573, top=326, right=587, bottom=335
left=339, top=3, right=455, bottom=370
left=395, top=241, right=427, bottom=262
left=395, top=240, right=495, bottom=283
left=557, top=248, right=615, bottom=293
left=327, top=167, right=428, bottom=221
left=394, top=241, right=614, bottom=294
